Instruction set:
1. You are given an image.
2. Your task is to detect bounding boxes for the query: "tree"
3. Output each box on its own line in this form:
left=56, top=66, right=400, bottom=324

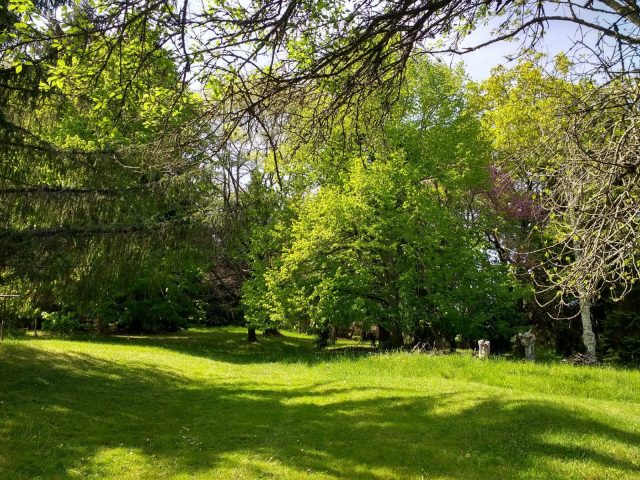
left=476, top=57, right=640, bottom=355
left=540, top=77, right=640, bottom=355
left=4, top=0, right=638, bottom=139
left=0, top=11, right=218, bottom=330
left=3, top=0, right=639, bottom=348
left=243, top=61, right=524, bottom=348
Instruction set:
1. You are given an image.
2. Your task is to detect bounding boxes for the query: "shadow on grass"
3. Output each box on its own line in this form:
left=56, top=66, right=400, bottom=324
left=0, top=341, right=638, bottom=479
left=16, top=327, right=378, bottom=366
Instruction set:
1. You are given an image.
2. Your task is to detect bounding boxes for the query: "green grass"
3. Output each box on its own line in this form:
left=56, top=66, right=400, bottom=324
left=1, top=327, right=639, bottom=480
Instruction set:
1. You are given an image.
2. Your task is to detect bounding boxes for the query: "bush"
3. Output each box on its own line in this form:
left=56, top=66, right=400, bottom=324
left=41, top=311, right=82, bottom=335
left=105, top=271, right=206, bottom=333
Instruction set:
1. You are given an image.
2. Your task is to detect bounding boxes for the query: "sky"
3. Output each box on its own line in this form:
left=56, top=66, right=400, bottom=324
left=447, top=19, right=588, bottom=80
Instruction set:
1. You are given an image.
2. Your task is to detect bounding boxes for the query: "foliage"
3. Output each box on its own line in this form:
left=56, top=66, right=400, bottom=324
left=243, top=61, right=525, bottom=348
left=102, top=264, right=207, bottom=333
left=1, top=0, right=637, bottom=354
left=0, top=9, right=217, bottom=331
left=601, top=290, right=640, bottom=367
left=5, top=0, right=637, bottom=147
left=40, top=310, right=83, bottom=335
left=476, top=57, right=640, bottom=355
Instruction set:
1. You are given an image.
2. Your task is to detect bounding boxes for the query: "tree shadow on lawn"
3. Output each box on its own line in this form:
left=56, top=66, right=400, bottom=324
left=54, top=327, right=378, bottom=365
left=1, top=343, right=639, bottom=479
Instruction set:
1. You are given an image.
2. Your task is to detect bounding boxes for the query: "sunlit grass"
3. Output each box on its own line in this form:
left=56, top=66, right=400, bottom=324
left=1, top=327, right=639, bottom=479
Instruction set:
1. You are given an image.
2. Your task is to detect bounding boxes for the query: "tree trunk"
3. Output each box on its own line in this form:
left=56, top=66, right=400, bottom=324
left=96, top=316, right=108, bottom=334
left=448, top=336, right=457, bottom=353
left=377, top=324, right=391, bottom=349
left=572, top=215, right=596, bottom=355
left=579, top=296, right=596, bottom=355
left=0, top=300, right=5, bottom=341
left=329, top=326, right=337, bottom=345
left=247, top=326, right=257, bottom=342
left=390, top=327, right=404, bottom=349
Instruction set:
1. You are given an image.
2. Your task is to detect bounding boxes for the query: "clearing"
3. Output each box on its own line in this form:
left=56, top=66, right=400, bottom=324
left=0, top=327, right=639, bottom=479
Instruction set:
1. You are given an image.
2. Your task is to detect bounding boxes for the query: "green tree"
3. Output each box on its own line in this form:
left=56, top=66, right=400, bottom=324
left=243, top=61, right=524, bottom=349
left=0, top=10, right=215, bottom=331
left=476, top=57, right=640, bottom=356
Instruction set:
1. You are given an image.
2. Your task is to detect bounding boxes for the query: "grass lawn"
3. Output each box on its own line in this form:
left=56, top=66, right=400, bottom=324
left=0, top=327, right=639, bottom=480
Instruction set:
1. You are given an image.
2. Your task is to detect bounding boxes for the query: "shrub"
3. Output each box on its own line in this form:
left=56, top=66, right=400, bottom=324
left=41, top=311, right=82, bottom=335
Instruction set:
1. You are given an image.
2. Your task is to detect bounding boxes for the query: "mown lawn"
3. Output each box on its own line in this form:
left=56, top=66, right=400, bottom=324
left=0, top=327, right=639, bottom=480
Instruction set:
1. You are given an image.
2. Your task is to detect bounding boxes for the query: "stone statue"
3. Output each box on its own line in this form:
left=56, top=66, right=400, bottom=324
left=518, top=331, right=536, bottom=361
left=478, top=339, right=490, bottom=359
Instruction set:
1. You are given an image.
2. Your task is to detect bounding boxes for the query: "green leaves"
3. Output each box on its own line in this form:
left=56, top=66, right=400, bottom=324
left=242, top=60, right=520, bottom=344
left=8, top=0, right=35, bottom=14
left=0, top=5, right=215, bottom=329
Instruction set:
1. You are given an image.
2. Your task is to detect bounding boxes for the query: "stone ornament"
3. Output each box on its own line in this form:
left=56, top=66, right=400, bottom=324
left=478, top=339, right=491, bottom=359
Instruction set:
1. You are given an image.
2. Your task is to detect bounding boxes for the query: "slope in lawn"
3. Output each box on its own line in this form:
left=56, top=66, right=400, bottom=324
left=0, top=327, right=638, bottom=479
